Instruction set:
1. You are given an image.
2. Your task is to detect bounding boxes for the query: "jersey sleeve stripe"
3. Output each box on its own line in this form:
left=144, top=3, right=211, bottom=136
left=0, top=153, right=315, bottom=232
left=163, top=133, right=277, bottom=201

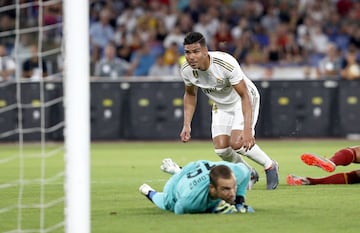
left=180, top=62, right=190, bottom=72
left=213, top=58, right=234, bottom=72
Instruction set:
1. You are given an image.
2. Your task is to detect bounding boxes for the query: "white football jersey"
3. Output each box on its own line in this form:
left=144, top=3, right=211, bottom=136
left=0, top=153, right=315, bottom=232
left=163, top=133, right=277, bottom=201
left=180, top=51, right=258, bottom=109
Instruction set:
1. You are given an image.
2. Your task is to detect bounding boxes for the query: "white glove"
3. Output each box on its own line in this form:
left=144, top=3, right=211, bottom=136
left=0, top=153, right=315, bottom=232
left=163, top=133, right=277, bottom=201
left=160, top=158, right=181, bottom=175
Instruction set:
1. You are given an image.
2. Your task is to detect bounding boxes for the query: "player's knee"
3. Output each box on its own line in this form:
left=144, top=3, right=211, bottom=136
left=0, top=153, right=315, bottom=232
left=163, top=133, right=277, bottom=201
left=215, top=147, right=233, bottom=162
left=229, top=139, right=240, bottom=151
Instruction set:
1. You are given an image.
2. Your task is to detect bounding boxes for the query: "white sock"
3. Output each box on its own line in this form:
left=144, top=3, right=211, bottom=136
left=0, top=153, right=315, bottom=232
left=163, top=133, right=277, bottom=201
left=215, top=147, right=252, bottom=170
left=236, top=144, right=273, bottom=169
left=231, top=150, right=253, bottom=170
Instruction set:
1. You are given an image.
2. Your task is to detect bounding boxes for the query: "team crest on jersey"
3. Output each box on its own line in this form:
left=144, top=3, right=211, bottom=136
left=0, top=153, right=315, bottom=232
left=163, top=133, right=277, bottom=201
left=192, top=70, right=199, bottom=78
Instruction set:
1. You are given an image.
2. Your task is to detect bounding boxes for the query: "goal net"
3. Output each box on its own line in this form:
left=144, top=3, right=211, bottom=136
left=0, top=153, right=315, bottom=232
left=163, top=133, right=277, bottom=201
left=0, top=0, right=90, bottom=232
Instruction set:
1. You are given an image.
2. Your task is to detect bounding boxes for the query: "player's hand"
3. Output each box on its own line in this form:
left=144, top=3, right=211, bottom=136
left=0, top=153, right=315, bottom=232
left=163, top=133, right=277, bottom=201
left=235, top=204, right=255, bottom=213
left=180, top=125, right=191, bottom=143
left=213, top=200, right=238, bottom=214
left=241, top=128, right=255, bottom=151
left=160, top=158, right=181, bottom=174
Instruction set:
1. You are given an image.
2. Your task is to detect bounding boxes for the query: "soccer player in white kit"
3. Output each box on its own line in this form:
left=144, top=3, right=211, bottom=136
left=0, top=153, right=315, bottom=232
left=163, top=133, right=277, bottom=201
left=179, top=32, right=279, bottom=190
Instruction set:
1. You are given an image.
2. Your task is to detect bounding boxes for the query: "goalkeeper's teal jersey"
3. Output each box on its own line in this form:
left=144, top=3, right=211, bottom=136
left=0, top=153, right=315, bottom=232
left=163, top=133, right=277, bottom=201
left=162, top=160, right=250, bottom=214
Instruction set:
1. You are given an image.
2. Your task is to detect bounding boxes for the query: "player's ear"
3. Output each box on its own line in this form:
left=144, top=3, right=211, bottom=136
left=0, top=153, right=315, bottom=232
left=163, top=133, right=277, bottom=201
left=203, top=47, right=208, bottom=56
left=209, top=183, right=216, bottom=196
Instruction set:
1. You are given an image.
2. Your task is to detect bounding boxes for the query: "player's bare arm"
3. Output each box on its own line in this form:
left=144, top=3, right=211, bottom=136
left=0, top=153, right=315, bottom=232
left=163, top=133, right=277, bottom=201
left=180, top=85, right=198, bottom=142
left=233, top=80, right=255, bottom=151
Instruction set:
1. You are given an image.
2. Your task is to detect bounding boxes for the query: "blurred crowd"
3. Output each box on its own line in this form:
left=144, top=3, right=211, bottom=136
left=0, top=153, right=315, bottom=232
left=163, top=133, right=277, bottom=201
left=0, top=0, right=62, bottom=81
left=0, top=0, right=359, bottom=81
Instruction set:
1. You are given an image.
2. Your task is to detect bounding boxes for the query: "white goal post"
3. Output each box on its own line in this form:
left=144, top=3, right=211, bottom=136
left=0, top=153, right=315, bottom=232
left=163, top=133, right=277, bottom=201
left=63, top=0, right=90, bottom=233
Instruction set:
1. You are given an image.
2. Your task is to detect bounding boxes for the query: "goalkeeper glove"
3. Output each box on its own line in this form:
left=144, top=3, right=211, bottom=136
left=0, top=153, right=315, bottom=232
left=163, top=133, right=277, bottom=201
left=160, top=158, right=181, bottom=175
left=235, top=204, right=255, bottom=213
left=213, top=200, right=238, bottom=214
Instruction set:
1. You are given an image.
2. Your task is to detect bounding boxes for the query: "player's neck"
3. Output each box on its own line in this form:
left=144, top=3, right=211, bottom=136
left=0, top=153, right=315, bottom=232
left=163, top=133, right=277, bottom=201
left=199, top=55, right=210, bottom=71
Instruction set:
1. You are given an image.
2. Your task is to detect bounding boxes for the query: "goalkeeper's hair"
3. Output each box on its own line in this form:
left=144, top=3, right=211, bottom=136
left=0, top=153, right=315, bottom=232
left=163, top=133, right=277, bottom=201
left=183, top=32, right=206, bottom=47
left=209, top=165, right=233, bottom=187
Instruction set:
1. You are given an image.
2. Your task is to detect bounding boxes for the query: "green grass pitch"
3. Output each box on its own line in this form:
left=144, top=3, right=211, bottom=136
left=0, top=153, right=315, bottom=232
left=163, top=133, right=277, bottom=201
left=1, top=139, right=359, bottom=233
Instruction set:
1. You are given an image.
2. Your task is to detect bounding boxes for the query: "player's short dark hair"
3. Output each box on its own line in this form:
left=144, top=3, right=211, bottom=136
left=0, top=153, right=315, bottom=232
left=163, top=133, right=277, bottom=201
left=209, top=165, right=233, bottom=187
left=183, top=32, right=206, bottom=47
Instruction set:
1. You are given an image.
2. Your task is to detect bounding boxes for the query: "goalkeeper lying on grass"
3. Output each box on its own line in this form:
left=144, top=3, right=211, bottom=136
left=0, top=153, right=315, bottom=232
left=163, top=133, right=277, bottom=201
left=139, top=158, right=254, bottom=214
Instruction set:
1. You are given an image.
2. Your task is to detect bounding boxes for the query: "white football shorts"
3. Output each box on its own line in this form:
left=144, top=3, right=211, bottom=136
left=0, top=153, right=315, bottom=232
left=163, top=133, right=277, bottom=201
left=211, top=93, right=259, bottom=138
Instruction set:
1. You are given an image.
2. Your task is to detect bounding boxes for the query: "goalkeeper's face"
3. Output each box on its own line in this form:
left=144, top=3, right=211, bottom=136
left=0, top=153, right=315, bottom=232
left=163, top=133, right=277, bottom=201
left=211, top=177, right=237, bottom=204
